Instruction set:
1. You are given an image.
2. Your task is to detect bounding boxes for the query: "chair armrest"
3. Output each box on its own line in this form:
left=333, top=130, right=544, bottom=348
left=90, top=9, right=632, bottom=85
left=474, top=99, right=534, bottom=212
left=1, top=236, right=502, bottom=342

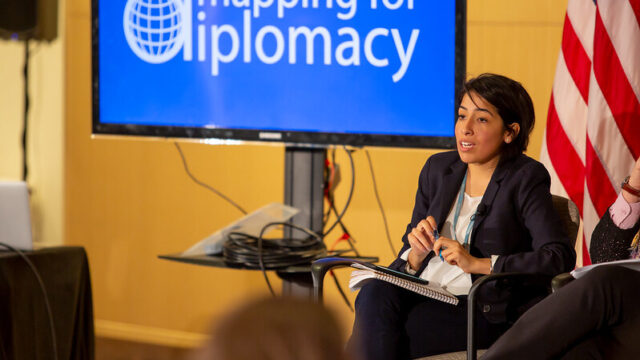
left=551, top=272, right=575, bottom=293
left=311, top=257, right=362, bottom=302
left=467, top=272, right=551, bottom=360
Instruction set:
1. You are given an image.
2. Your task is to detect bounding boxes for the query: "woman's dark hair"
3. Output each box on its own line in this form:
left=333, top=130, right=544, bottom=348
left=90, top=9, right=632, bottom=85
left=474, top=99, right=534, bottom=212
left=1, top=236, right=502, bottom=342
left=457, top=73, right=535, bottom=160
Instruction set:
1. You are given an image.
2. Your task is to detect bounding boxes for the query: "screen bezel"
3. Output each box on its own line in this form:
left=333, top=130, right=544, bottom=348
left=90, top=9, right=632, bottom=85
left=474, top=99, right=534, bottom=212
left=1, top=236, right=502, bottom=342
left=91, top=0, right=466, bottom=149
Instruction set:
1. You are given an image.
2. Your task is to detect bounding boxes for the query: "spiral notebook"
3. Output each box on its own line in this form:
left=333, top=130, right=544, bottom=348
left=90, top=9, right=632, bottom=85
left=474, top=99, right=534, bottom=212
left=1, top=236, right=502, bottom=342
left=349, top=262, right=459, bottom=305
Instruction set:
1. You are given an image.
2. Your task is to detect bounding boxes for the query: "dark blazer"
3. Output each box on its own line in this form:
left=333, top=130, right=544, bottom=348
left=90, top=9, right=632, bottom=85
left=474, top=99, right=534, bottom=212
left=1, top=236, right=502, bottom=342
left=389, top=151, right=576, bottom=322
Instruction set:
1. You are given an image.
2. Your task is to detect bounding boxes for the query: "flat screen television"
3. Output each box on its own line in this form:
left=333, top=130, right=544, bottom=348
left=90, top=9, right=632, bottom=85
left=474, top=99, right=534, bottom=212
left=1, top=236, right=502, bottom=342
left=92, top=0, right=466, bottom=149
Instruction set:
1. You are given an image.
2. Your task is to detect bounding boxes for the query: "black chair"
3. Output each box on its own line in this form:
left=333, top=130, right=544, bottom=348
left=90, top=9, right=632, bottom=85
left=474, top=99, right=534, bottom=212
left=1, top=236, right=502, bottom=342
left=550, top=271, right=577, bottom=292
left=311, top=195, right=580, bottom=360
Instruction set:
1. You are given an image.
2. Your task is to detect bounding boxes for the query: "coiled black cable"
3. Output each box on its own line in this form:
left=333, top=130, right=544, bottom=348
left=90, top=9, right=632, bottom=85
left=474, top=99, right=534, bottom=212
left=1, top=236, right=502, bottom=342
left=223, top=232, right=325, bottom=269
left=175, top=142, right=364, bottom=305
left=223, top=222, right=326, bottom=296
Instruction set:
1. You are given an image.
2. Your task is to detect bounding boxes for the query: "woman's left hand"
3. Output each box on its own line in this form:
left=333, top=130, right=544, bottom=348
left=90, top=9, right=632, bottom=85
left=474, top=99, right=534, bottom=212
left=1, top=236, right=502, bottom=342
left=432, top=237, right=490, bottom=274
left=623, top=157, right=640, bottom=203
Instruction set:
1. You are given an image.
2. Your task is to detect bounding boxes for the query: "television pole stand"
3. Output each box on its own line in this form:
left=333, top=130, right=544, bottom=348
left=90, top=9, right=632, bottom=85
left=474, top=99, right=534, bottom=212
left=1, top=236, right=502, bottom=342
left=279, top=146, right=326, bottom=297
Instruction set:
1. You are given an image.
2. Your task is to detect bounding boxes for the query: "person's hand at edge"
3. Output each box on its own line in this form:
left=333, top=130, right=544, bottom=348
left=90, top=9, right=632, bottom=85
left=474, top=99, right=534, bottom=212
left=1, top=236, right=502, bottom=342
left=622, top=157, right=640, bottom=204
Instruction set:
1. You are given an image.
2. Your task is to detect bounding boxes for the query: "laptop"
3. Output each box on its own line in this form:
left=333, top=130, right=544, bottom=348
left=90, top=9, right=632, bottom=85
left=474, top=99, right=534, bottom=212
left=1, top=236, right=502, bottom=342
left=0, top=181, right=33, bottom=250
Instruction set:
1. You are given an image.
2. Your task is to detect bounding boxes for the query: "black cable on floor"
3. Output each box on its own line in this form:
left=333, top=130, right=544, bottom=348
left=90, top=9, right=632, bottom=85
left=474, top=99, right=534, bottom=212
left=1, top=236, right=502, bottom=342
left=0, top=242, right=58, bottom=360
left=174, top=142, right=247, bottom=215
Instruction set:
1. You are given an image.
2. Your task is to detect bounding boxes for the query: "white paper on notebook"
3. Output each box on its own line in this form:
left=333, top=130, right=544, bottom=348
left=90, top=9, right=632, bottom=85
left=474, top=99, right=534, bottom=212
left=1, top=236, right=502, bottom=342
left=570, top=258, right=640, bottom=279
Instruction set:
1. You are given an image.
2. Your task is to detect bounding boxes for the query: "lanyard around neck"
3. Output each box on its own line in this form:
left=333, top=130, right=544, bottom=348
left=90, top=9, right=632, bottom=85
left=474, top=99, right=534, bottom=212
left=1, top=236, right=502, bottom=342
left=451, top=171, right=478, bottom=249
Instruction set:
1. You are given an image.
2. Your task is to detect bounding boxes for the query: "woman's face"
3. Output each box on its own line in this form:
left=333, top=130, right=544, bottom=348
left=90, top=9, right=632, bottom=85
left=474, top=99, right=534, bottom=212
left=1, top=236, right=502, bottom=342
left=456, top=92, right=513, bottom=167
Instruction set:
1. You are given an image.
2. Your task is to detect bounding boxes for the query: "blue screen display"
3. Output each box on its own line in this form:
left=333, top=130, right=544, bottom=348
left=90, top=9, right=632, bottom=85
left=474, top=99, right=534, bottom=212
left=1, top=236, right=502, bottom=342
left=95, top=0, right=461, bottom=146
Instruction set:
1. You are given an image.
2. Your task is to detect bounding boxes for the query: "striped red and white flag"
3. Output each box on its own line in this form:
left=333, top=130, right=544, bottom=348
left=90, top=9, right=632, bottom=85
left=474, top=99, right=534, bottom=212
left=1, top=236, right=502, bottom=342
left=540, top=0, right=640, bottom=267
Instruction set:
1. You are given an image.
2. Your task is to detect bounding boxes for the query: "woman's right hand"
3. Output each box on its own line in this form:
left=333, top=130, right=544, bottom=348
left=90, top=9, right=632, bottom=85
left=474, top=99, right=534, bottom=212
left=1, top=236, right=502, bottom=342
left=407, top=216, right=438, bottom=271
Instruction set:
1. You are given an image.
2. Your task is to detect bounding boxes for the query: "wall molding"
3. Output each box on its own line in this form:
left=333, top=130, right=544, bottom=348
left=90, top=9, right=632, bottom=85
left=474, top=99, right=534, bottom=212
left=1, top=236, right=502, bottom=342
left=95, top=319, right=208, bottom=349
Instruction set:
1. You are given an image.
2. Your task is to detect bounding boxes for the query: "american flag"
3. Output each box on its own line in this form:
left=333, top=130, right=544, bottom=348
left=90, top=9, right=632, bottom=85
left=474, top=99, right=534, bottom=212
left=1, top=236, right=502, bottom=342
left=540, top=0, right=640, bottom=267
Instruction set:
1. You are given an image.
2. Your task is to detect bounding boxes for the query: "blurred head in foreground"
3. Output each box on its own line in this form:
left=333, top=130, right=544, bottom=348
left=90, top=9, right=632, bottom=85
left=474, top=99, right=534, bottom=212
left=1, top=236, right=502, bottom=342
left=194, top=296, right=350, bottom=360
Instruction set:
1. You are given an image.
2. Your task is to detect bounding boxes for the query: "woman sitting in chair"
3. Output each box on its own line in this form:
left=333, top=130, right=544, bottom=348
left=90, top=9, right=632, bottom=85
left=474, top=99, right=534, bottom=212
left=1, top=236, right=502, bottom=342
left=481, top=156, right=640, bottom=360
left=349, top=74, right=576, bottom=359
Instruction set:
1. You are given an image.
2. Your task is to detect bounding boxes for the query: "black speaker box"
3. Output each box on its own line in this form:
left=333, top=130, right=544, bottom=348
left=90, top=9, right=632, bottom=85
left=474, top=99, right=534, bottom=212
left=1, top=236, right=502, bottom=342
left=0, top=0, right=58, bottom=41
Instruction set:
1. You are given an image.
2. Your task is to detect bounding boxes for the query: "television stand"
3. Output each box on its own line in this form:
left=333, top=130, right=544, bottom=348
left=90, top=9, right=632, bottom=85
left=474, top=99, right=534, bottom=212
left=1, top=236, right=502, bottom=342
left=159, top=146, right=373, bottom=297
left=280, top=146, right=325, bottom=295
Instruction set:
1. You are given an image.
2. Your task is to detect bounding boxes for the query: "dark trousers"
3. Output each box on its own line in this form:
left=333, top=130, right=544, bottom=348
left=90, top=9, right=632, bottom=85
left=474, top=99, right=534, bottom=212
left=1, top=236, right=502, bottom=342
left=349, top=280, right=508, bottom=360
left=481, top=265, right=640, bottom=360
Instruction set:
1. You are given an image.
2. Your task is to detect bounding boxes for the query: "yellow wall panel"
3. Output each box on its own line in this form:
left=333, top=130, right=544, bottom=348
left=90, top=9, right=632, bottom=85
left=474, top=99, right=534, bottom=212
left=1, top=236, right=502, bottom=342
left=65, top=0, right=568, bottom=345
left=467, top=0, right=566, bottom=158
left=468, top=0, right=566, bottom=23
left=0, top=1, right=66, bottom=247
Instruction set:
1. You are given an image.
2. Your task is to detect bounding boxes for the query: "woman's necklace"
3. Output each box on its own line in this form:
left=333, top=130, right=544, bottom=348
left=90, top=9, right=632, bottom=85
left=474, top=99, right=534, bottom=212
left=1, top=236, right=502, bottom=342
left=452, top=171, right=481, bottom=251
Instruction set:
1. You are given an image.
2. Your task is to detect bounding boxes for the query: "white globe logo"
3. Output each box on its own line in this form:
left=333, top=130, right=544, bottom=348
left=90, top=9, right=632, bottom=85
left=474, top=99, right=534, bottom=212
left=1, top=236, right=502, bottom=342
left=123, top=0, right=185, bottom=64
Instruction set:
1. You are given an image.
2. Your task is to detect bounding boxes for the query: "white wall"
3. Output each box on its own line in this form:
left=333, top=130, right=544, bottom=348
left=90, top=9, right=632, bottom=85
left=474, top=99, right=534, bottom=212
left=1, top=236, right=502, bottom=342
left=0, top=0, right=65, bottom=246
